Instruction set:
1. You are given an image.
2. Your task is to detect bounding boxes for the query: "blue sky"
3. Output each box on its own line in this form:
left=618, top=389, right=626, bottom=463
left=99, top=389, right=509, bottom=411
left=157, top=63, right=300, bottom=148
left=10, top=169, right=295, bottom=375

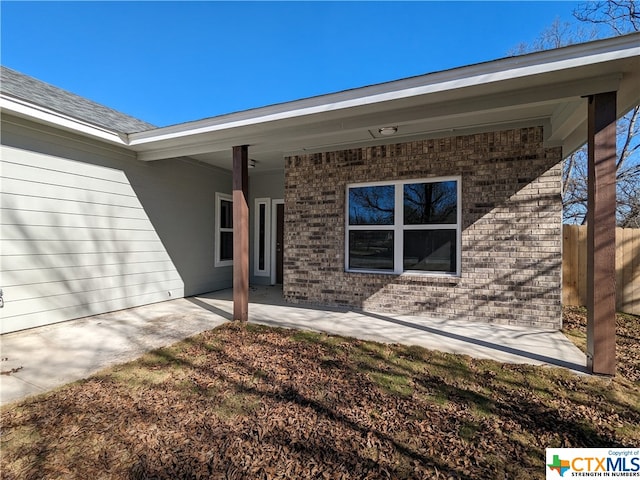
left=2, top=1, right=585, bottom=127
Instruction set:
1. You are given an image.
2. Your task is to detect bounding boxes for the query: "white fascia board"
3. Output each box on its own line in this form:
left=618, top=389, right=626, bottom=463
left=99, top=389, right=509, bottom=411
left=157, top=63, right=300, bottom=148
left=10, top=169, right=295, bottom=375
left=0, top=95, right=129, bottom=147
left=128, top=33, right=640, bottom=147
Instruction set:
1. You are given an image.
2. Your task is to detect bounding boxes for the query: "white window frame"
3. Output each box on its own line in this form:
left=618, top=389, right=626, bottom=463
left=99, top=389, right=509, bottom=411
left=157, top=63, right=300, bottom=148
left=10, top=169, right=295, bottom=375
left=254, top=197, right=271, bottom=277
left=215, top=192, right=233, bottom=267
left=345, top=176, right=461, bottom=276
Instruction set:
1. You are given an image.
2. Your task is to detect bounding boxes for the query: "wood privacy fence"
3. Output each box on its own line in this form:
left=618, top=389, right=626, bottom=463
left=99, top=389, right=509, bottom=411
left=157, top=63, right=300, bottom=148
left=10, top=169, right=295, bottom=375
left=562, top=225, right=640, bottom=315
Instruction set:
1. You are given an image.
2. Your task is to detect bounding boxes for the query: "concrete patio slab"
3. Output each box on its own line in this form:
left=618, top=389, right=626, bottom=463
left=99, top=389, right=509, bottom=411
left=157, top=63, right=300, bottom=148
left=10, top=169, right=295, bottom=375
left=196, top=287, right=587, bottom=372
left=1, top=286, right=587, bottom=406
left=0, top=298, right=227, bottom=406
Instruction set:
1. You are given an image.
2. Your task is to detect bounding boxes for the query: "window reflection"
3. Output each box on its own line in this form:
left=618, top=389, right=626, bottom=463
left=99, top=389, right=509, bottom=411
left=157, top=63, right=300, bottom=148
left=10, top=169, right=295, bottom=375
left=404, top=181, right=457, bottom=225
left=220, top=199, right=233, bottom=229
left=349, top=231, right=394, bottom=270
left=349, top=185, right=395, bottom=225
left=404, top=230, right=456, bottom=273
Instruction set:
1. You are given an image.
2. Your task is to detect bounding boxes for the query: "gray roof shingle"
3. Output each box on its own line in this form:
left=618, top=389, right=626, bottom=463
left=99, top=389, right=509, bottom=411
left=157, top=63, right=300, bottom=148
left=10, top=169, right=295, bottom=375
left=1, top=66, right=156, bottom=134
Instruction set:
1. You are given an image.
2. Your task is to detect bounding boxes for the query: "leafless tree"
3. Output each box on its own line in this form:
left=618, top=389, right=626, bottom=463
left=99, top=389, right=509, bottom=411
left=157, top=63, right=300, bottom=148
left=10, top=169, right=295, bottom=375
left=508, top=17, right=598, bottom=54
left=574, top=0, right=640, bottom=35
left=511, top=1, right=640, bottom=227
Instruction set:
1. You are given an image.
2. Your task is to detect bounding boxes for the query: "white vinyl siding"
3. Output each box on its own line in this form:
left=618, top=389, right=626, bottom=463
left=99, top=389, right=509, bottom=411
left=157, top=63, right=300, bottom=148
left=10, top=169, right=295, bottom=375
left=0, top=146, right=184, bottom=333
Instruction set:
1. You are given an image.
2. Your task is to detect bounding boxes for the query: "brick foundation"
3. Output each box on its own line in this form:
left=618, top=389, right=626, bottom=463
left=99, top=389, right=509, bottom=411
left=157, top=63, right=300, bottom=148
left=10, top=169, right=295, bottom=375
left=283, top=127, right=563, bottom=328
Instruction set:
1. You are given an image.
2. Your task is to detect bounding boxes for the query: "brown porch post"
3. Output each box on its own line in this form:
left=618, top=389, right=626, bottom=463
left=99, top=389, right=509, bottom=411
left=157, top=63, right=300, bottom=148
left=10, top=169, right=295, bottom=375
left=232, top=145, right=249, bottom=322
left=586, top=91, right=617, bottom=375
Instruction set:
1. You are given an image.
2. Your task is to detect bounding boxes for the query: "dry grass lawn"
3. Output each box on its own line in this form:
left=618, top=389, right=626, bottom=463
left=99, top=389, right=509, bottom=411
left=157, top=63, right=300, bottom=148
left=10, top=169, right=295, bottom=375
left=1, top=308, right=638, bottom=479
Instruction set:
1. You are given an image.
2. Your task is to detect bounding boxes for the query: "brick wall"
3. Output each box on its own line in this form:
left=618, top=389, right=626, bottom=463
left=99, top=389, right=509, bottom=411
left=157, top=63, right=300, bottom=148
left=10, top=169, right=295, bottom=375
left=284, top=127, right=563, bottom=328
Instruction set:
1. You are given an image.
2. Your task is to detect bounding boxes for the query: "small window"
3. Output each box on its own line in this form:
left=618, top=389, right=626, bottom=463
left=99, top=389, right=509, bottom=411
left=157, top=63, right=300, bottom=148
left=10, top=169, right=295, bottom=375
left=254, top=198, right=271, bottom=276
left=346, top=177, right=461, bottom=275
left=215, top=193, right=233, bottom=267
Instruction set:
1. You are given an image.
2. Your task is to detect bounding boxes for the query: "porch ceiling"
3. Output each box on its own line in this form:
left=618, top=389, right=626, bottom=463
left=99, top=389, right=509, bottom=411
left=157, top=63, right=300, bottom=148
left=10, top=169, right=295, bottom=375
left=128, top=33, right=639, bottom=173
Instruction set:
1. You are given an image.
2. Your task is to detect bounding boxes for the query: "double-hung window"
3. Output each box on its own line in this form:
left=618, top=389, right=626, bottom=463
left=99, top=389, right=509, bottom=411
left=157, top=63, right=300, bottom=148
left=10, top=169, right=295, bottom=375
left=346, top=177, right=460, bottom=275
left=215, top=193, right=233, bottom=267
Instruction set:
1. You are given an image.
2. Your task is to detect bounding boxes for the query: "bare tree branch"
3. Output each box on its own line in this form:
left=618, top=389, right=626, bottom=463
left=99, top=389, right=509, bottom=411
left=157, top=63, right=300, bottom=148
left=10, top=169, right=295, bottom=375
left=574, top=0, right=640, bottom=34
left=512, top=1, right=640, bottom=226
left=617, top=106, right=640, bottom=171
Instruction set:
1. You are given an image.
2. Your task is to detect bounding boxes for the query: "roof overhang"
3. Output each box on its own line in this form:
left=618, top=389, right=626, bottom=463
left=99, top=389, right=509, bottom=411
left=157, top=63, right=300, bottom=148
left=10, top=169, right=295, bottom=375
left=0, top=94, right=129, bottom=146
left=3, top=33, right=639, bottom=172
left=128, top=33, right=640, bottom=171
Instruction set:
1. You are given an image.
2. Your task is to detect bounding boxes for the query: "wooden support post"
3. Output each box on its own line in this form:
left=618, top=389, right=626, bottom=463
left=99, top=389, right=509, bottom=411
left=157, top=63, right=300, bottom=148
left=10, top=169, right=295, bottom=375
left=233, top=145, right=249, bottom=322
left=586, top=91, right=617, bottom=375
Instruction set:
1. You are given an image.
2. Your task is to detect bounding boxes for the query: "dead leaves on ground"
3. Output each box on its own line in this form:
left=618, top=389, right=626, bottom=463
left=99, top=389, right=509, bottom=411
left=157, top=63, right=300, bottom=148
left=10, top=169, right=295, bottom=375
left=2, top=315, right=639, bottom=480
left=563, top=306, right=640, bottom=382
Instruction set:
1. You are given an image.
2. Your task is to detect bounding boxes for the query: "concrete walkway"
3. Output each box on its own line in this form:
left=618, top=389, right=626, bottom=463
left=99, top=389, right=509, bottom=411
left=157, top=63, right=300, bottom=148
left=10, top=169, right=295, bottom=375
left=0, top=286, right=587, bottom=406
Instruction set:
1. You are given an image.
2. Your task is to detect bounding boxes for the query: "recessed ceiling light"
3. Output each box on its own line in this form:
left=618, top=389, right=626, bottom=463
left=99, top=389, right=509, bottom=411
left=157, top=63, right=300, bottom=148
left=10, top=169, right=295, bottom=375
left=378, top=126, right=398, bottom=136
